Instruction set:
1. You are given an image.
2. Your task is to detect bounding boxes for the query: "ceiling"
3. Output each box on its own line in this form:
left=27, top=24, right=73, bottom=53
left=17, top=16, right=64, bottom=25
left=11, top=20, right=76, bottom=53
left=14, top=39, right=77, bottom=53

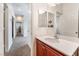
left=11, top=3, right=30, bottom=16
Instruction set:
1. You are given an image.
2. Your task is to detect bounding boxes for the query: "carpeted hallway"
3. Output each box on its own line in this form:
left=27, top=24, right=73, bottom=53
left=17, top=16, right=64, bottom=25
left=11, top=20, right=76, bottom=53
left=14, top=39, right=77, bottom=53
left=5, top=36, right=31, bottom=56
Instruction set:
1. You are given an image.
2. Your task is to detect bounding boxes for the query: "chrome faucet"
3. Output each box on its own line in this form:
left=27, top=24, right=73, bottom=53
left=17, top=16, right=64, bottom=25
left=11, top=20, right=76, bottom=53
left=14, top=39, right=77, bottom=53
left=54, top=34, right=58, bottom=39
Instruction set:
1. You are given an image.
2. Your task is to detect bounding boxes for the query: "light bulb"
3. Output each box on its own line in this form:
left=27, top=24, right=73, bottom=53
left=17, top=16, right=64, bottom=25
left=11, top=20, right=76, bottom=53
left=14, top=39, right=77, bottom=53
left=16, top=16, right=23, bottom=22
left=39, top=10, right=45, bottom=14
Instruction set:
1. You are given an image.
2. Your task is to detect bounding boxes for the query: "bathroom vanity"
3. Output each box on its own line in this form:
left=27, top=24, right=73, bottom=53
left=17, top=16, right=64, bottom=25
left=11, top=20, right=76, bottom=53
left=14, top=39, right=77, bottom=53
left=36, top=35, right=79, bottom=56
left=36, top=4, right=79, bottom=56
left=36, top=39, right=65, bottom=56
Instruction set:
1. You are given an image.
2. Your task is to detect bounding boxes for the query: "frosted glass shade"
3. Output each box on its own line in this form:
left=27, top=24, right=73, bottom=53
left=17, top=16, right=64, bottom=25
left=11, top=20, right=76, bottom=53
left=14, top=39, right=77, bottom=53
left=16, top=16, right=23, bottom=22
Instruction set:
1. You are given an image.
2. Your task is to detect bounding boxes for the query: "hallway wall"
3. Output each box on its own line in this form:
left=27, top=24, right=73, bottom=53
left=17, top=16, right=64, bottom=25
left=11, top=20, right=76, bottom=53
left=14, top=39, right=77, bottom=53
left=5, top=4, right=15, bottom=52
left=0, top=3, right=4, bottom=55
left=23, top=4, right=31, bottom=38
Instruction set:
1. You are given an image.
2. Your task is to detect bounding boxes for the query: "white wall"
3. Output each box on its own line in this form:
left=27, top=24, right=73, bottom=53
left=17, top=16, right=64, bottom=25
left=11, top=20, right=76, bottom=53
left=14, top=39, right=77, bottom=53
left=58, top=3, right=79, bottom=37
left=0, top=3, right=4, bottom=56
left=22, top=4, right=32, bottom=48
left=8, top=4, right=15, bottom=51
left=5, top=4, right=15, bottom=52
left=32, top=3, right=56, bottom=36
left=23, top=12, right=29, bottom=37
left=31, top=3, right=56, bottom=55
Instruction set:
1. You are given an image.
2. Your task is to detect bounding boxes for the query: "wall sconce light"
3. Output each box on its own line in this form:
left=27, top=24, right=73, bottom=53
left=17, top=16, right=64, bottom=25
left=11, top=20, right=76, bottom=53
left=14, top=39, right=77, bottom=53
left=16, top=16, right=23, bottom=22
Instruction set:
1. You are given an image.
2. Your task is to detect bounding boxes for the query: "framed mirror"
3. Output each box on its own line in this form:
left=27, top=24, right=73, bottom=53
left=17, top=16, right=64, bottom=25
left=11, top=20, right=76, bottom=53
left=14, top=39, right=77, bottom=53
left=38, top=10, right=55, bottom=28
left=38, top=10, right=47, bottom=27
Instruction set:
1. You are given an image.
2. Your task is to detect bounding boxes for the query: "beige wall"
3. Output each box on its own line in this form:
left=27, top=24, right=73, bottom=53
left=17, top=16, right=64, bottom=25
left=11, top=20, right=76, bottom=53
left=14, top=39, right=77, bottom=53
left=58, top=3, right=79, bottom=37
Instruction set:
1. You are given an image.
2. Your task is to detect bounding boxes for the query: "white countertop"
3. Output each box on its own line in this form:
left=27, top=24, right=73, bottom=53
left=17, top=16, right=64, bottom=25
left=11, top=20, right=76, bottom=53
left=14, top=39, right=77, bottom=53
left=35, top=35, right=79, bottom=56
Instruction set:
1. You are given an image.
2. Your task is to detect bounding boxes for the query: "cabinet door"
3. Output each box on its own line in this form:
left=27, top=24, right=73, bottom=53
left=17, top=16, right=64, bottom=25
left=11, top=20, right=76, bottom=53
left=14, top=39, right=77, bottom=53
left=36, top=39, right=46, bottom=56
left=45, top=45, right=63, bottom=56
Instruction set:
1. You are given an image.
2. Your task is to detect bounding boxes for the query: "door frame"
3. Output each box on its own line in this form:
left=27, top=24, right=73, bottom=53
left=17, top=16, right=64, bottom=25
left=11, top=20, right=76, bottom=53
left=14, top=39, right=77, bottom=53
left=4, top=3, right=8, bottom=55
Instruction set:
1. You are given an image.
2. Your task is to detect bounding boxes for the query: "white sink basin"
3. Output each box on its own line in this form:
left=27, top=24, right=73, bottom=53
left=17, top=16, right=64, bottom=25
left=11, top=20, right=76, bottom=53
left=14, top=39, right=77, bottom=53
left=43, top=36, right=59, bottom=43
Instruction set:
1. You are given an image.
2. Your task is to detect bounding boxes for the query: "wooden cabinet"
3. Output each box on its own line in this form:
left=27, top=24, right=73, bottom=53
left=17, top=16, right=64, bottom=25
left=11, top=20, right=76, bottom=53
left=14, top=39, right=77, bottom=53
left=36, top=39, right=46, bottom=56
left=45, top=45, right=63, bottom=56
left=36, top=39, right=65, bottom=56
